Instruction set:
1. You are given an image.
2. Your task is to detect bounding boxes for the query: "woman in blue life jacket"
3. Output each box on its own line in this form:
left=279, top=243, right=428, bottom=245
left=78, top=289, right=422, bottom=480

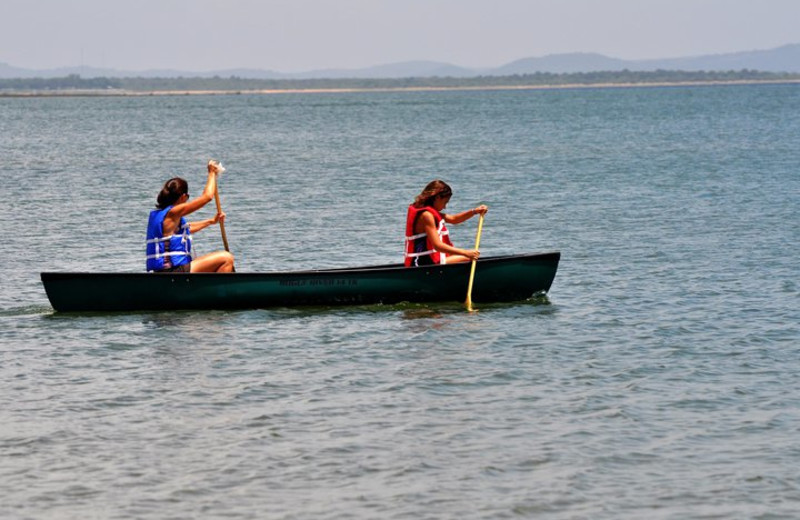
left=146, top=161, right=235, bottom=273
left=404, top=179, right=488, bottom=267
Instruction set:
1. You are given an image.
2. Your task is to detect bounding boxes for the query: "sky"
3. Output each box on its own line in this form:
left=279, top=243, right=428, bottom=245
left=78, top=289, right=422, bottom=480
left=3, top=0, right=799, bottom=72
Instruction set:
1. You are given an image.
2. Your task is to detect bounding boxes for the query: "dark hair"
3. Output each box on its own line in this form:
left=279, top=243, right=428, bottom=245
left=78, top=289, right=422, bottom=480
left=413, top=179, right=452, bottom=208
left=156, top=177, right=189, bottom=209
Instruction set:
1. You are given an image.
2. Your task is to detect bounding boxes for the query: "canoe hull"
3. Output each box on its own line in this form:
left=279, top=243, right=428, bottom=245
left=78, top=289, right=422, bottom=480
left=40, top=252, right=560, bottom=312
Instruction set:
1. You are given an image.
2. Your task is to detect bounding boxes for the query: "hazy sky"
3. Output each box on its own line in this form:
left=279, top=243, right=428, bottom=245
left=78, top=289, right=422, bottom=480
left=3, top=0, right=799, bottom=72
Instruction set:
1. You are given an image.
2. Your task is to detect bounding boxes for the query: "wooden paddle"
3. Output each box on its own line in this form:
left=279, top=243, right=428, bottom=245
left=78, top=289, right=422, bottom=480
left=211, top=161, right=234, bottom=272
left=213, top=186, right=230, bottom=252
left=465, top=213, right=485, bottom=312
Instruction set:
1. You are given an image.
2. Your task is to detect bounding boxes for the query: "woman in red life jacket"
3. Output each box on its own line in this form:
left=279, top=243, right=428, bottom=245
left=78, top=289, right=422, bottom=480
left=404, top=180, right=488, bottom=267
left=146, top=160, right=235, bottom=273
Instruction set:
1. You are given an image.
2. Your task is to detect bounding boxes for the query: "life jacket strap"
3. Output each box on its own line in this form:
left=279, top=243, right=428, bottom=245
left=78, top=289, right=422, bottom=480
left=404, top=249, right=436, bottom=259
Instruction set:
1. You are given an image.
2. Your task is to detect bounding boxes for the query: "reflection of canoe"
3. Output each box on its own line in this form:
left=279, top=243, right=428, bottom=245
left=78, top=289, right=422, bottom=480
left=41, top=252, right=560, bottom=313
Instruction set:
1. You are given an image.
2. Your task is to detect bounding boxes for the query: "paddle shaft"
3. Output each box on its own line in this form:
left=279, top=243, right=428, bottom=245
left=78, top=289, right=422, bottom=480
left=465, top=213, right=485, bottom=311
left=213, top=187, right=231, bottom=252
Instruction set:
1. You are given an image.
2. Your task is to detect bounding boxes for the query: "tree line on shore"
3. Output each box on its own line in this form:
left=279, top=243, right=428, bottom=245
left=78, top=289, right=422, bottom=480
left=1, top=70, right=798, bottom=93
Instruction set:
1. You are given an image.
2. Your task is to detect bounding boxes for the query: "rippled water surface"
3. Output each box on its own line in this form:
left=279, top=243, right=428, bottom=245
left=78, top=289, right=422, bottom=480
left=1, top=85, right=799, bottom=519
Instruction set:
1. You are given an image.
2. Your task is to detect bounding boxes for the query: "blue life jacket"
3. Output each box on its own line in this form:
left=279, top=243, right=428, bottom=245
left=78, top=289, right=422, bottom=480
left=146, top=206, right=193, bottom=272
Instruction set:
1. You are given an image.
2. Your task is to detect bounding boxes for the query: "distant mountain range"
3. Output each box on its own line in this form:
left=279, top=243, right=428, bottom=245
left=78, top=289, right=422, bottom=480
left=1, top=44, right=798, bottom=80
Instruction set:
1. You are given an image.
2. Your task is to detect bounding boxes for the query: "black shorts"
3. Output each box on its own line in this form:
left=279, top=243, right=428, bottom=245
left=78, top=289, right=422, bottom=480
left=159, top=263, right=191, bottom=273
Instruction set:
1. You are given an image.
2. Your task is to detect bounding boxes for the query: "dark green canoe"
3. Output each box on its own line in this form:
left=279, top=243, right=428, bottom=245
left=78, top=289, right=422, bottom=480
left=40, top=252, right=560, bottom=312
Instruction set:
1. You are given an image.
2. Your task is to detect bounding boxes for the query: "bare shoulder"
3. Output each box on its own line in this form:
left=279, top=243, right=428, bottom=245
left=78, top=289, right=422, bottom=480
left=414, top=209, right=436, bottom=233
left=419, top=210, right=436, bottom=226
left=166, top=202, right=188, bottom=219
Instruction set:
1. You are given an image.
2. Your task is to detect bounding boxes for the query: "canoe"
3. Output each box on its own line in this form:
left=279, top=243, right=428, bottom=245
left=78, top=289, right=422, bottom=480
left=40, top=252, right=560, bottom=313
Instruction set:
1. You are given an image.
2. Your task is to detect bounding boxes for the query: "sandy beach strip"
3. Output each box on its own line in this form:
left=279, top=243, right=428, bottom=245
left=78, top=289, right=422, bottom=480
left=2, top=79, right=799, bottom=97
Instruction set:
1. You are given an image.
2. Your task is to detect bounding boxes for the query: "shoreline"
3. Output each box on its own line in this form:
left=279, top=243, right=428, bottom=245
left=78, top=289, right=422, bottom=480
left=2, top=78, right=799, bottom=97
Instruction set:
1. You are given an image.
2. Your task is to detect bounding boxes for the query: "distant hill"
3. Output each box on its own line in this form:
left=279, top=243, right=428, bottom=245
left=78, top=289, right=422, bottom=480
left=495, top=44, right=800, bottom=75
left=495, top=53, right=631, bottom=75
left=636, top=44, right=800, bottom=72
left=1, top=44, right=798, bottom=80
left=0, top=62, right=31, bottom=78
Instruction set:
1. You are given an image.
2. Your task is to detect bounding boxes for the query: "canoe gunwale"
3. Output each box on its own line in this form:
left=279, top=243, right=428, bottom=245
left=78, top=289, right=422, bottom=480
left=41, top=252, right=560, bottom=312
left=41, top=252, right=560, bottom=278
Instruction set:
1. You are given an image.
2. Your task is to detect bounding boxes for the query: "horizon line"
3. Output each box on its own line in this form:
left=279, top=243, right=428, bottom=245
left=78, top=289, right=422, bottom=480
left=2, top=42, right=797, bottom=75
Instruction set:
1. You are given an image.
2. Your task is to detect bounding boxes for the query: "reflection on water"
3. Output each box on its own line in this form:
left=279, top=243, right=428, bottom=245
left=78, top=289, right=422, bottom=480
left=401, top=308, right=446, bottom=321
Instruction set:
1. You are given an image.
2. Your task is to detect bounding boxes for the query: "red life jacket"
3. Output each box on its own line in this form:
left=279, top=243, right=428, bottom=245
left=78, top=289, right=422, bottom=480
left=404, top=204, right=453, bottom=267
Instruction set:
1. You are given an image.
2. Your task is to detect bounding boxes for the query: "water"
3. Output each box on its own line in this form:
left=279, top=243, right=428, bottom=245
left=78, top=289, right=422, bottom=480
left=1, top=84, right=799, bottom=519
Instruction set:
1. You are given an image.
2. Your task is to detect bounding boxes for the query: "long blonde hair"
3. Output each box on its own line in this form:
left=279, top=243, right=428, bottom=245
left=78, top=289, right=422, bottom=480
left=413, top=180, right=452, bottom=208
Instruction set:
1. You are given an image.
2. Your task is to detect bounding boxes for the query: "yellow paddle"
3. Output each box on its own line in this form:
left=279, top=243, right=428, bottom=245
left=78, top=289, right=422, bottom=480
left=465, top=213, right=485, bottom=312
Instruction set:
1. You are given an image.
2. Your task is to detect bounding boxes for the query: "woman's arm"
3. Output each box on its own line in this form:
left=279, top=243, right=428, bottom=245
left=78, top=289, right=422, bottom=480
left=168, top=162, right=222, bottom=220
left=444, top=204, right=488, bottom=225
left=161, top=162, right=222, bottom=235
left=420, top=212, right=479, bottom=261
left=189, top=212, right=224, bottom=234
